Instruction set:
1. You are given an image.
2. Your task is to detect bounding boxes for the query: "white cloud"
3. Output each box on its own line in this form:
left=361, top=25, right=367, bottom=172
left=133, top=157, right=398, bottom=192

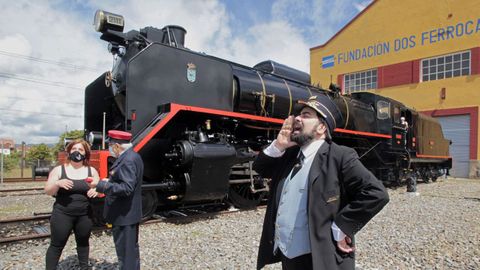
left=272, top=0, right=310, bottom=22
left=270, top=0, right=374, bottom=46
left=0, top=0, right=109, bottom=144
left=228, top=21, right=310, bottom=71
left=0, top=0, right=358, bottom=145
left=87, top=0, right=308, bottom=69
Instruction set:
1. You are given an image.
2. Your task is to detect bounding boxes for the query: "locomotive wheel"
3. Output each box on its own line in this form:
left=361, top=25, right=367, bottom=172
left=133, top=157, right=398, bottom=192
left=228, top=184, right=265, bottom=209
left=141, top=190, right=158, bottom=221
left=406, top=177, right=417, bottom=192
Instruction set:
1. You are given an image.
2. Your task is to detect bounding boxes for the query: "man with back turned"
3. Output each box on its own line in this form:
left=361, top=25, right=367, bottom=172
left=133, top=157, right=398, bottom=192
left=88, top=130, right=143, bottom=270
left=254, top=95, right=389, bottom=270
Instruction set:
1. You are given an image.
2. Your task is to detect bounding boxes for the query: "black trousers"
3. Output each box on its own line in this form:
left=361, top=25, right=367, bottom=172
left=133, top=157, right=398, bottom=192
left=112, top=224, right=140, bottom=270
left=280, top=251, right=313, bottom=270
left=46, top=209, right=92, bottom=270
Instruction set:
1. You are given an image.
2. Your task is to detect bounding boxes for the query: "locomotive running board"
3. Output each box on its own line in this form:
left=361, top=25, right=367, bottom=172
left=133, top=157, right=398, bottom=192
left=333, top=128, right=392, bottom=139
left=410, top=158, right=451, bottom=163
left=132, top=103, right=396, bottom=153
left=412, top=154, right=452, bottom=164
left=132, top=103, right=284, bottom=152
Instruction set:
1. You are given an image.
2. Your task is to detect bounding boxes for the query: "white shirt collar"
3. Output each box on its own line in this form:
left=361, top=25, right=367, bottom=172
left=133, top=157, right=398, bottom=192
left=300, top=139, right=324, bottom=160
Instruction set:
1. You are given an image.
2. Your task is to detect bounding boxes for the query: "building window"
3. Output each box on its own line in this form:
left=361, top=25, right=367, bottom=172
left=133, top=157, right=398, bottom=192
left=421, top=51, right=470, bottom=82
left=344, top=69, right=377, bottom=93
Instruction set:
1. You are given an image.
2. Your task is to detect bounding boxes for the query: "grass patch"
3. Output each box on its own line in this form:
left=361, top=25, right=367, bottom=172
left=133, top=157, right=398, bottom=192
left=0, top=204, right=28, bottom=215
left=190, top=230, right=202, bottom=237
left=4, top=167, right=33, bottom=178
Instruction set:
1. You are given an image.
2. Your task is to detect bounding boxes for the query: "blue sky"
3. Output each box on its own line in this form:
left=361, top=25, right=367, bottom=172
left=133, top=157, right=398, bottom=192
left=0, top=0, right=372, bottom=144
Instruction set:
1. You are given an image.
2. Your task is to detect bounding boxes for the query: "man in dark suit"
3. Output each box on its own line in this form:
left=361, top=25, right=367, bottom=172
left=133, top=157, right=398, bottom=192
left=89, top=130, right=143, bottom=270
left=254, top=95, right=389, bottom=270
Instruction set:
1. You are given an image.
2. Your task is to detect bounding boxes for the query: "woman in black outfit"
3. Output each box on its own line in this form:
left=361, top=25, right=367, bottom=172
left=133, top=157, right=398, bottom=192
left=44, top=139, right=100, bottom=270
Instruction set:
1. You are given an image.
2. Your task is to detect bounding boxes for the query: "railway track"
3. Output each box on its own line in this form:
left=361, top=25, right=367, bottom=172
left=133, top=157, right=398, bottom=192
left=1, top=177, right=47, bottom=183
left=0, top=214, right=52, bottom=244
left=0, top=205, right=266, bottom=244
left=0, top=187, right=45, bottom=197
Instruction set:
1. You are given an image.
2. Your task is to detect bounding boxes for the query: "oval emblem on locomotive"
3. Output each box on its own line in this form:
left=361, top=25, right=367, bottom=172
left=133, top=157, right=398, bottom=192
left=187, top=63, right=196, bottom=82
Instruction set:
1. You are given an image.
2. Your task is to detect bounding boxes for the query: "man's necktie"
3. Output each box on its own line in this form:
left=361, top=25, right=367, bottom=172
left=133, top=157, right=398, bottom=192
left=290, top=152, right=305, bottom=179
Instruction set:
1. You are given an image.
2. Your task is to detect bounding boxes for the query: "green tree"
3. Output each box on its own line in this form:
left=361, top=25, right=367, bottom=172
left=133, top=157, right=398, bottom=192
left=52, top=130, right=84, bottom=158
left=27, top=143, right=53, bottom=165
left=1, top=151, right=20, bottom=173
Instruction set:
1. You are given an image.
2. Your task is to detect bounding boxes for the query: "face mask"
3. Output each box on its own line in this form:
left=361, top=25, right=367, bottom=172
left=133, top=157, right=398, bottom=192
left=109, top=145, right=117, bottom=158
left=69, top=151, right=86, bottom=162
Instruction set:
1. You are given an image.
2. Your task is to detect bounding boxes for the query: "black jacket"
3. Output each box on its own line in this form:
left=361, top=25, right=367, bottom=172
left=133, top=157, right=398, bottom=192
left=97, top=148, right=144, bottom=226
left=253, top=141, right=389, bottom=270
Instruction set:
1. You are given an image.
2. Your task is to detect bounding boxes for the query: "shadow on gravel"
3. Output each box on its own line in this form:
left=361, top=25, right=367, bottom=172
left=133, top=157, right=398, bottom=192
left=58, top=255, right=118, bottom=270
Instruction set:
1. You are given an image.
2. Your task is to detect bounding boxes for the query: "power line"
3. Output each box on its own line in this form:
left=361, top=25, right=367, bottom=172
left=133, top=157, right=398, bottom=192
left=2, top=96, right=83, bottom=106
left=0, top=50, right=103, bottom=73
left=0, top=108, right=82, bottom=118
left=0, top=72, right=83, bottom=90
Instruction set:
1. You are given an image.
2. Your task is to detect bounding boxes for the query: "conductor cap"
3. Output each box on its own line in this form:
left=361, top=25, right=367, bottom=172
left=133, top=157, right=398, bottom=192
left=297, top=95, right=343, bottom=133
left=107, top=130, right=132, bottom=144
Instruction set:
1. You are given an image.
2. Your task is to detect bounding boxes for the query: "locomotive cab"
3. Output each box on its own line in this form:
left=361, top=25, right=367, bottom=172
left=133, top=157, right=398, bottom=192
left=340, top=92, right=451, bottom=186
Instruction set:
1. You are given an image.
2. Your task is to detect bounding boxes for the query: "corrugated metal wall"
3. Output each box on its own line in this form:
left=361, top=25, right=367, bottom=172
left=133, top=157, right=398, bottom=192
left=436, top=115, right=470, bottom=178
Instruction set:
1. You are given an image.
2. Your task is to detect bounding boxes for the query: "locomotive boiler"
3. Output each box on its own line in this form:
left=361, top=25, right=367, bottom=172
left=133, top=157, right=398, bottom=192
left=85, top=10, right=451, bottom=221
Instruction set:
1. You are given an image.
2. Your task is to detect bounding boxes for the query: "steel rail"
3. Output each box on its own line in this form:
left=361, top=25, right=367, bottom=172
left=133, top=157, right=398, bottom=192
left=0, top=188, right=44, bottom=192
left=0, top=206, right=267, bottom=244
left=1, top=177, right=47, bottom=183
left=0, top=214, right=51, bottom=224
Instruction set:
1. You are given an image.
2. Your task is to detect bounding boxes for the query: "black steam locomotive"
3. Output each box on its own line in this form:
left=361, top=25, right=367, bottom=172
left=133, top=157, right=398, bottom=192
left=85, top=10, right=451, bottom=220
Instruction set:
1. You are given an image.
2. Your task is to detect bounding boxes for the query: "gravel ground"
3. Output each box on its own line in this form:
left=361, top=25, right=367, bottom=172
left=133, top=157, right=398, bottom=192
left=0, top=177, right=479, bottom=270
left=0, top=182, right=53, bottom=218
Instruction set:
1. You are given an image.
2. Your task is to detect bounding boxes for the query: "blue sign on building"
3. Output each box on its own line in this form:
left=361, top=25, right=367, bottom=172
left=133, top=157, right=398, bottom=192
left=322, top=55, right=334, bottom=69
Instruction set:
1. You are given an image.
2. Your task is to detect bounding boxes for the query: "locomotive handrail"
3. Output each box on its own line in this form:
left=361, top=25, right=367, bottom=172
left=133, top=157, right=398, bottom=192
left=403, top=148, right=412, bottom=170
left=334, top=128, right=392, bottom=139
left=358, top=141, right=382, bottom=160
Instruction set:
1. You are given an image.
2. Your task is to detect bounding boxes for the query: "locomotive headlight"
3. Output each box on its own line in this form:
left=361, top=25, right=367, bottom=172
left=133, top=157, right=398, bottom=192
left=94, top=10, right=125, bottom=33
left=88, top=131, right=103, bottom=146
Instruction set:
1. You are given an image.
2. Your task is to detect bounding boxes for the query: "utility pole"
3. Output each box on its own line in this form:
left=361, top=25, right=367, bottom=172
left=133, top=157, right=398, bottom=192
left=102, top=112, right=106, bottom=149
left=21, top=141, right=25, bottom=178
left=1, top=140, right=4, bottom=184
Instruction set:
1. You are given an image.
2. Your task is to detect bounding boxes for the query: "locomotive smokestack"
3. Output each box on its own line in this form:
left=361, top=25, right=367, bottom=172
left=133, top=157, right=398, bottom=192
left=162, top=25, right=187, bottom=48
